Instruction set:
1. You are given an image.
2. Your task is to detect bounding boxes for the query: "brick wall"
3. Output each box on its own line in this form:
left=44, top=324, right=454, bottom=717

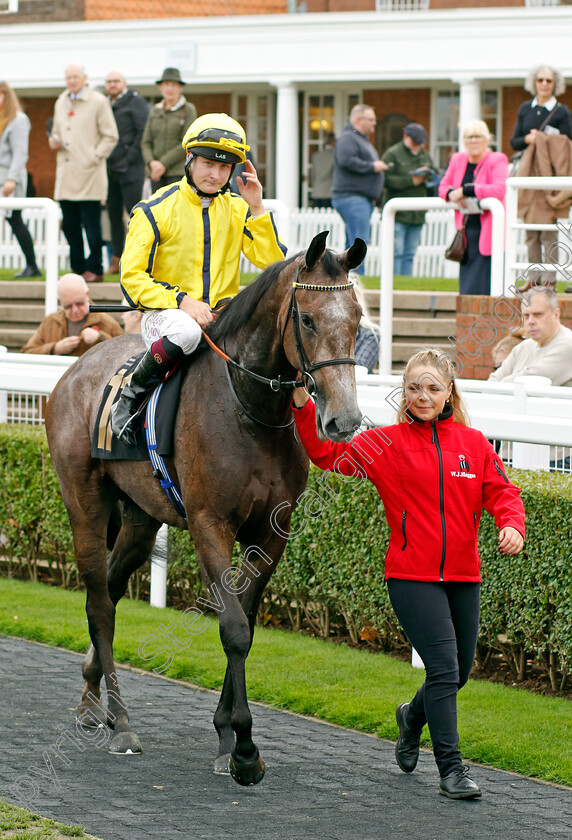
left=85, top=0, right=287, bottom=19
left=364, top=89, right=431, bottom=153
left=454, top=294, right=572, bottom=380
left=0, top=0, right=84, bottom=24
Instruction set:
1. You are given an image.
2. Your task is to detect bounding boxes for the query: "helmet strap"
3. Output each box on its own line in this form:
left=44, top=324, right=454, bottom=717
left=185, top=154, right=235, bottom=197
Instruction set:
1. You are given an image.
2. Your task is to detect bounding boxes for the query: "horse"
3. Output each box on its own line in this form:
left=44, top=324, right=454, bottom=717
left=45, top=230, right=366, bottom=786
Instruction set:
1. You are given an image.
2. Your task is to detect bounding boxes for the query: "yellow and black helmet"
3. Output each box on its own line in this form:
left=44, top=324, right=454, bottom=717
left=182, top=113, right=249, bottom=165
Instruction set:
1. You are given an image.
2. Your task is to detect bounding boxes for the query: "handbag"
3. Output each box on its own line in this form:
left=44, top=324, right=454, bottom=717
left=444, top=217, right=467, bottom=262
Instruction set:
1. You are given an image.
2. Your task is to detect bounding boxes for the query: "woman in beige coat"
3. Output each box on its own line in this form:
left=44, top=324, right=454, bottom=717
left=49, top=64, right=118, bottom=282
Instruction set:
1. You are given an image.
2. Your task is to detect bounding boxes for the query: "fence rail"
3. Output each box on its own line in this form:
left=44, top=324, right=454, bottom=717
left=0, top=203, right=527, bottom=283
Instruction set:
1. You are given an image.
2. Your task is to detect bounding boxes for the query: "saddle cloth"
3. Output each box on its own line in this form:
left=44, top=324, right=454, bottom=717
left=91, top=353, right=185, bottom=461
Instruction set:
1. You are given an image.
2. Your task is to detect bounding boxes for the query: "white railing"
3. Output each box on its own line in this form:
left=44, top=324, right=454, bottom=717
left=504, top=176, right=572, bottom=291
left=379, top=196, right=506, bottom=374
left=239, top=205, right=461, bottom=278
left=2, top=353, right=570, bottom=615
left=2, top=351, right=569, bottom=457
left=356, top=371, right=572, bottom=467
left=0, top=198, right=61, bottom=315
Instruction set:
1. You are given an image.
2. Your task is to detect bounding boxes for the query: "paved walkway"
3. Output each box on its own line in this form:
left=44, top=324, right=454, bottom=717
left=1, top=636, right=571, bottom=840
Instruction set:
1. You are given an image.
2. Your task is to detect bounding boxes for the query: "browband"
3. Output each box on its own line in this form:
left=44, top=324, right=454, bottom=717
left=292, top=281, right=354, bottom=292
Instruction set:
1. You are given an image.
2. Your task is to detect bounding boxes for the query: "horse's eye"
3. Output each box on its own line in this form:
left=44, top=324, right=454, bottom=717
left=300, top=314, right=315, bottom=331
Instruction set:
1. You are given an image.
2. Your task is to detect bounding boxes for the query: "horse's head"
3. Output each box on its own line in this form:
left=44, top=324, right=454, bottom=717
left=282, top=231, right=367, bottom=442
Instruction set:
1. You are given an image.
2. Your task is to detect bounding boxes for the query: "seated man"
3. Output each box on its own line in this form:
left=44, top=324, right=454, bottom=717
left=21, top=273, right=122, bottom=355
left=488, top=288, right=572, bottom=386
left=113, top=113, right=287, bottom=444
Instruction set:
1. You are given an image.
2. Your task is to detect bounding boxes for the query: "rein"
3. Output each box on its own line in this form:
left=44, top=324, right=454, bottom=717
left=201, top=267, right=356, bottom=427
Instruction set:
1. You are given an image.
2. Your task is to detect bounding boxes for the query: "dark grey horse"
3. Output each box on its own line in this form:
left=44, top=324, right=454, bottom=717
left=45, top=231, right=366, bottom=785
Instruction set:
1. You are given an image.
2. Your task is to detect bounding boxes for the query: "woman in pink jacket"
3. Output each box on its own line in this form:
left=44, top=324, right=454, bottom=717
left=293, top=347, right=525, bottom=800
left=439, top=120, right=508, bottom=295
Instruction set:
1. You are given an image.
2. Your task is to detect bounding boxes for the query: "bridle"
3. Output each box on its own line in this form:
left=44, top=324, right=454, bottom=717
left=201, top=266, right=357, bottom=427
left=281, top=269, right=357, bottom=397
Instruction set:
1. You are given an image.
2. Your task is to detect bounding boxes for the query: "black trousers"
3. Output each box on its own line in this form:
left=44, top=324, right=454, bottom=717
left=6, top=210, right=38, bottom=268
left=60, top=200, right=103, bottom=276
left=106, top=172, right=145, bottom=258
left=387, top=578, right=480, bottom=778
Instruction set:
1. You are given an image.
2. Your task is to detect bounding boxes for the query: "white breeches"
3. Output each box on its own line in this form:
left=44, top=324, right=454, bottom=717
left=140, top=309, right=202, bottom=355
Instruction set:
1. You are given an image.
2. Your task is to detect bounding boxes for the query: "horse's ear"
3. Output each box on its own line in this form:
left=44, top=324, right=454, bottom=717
left=340, top=238, right=368, bottom=273
left=304, top=230, right=329, bottom=271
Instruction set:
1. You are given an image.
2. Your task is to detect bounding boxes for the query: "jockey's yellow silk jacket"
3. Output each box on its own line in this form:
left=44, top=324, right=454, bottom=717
left=120, top=177, right=287, bottom=311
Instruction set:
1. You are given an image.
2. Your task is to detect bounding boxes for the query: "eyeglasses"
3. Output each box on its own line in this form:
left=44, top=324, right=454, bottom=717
left=106, top=79, right=123, bottom=84
left=536, top=77, right=554, bottom=84
left=465, top=135, right=486, bottom=140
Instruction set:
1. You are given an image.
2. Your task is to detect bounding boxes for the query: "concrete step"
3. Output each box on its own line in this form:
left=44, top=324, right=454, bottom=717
left=392, top=317, right=456, bottom=338
left=0, top=326, right=33, bottom=351
left=0, top=303, right=45, bottom=324
left=392, top=339, right=451, bottom=364
left=0, top=280, right=122, bottom=303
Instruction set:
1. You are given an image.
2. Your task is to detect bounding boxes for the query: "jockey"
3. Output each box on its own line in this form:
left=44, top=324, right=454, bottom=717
left=111, top=113, right=287, bottom=445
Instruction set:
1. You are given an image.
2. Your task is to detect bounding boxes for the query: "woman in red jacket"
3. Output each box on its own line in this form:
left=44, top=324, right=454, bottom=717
left=292, top=347, right=525, bottom=800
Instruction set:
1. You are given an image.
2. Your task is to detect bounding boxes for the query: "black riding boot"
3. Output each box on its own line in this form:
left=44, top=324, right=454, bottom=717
left=111, top=351, right=167, bottom=446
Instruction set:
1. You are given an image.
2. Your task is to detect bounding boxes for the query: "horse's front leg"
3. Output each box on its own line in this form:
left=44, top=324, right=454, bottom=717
left=211, top=533, right=287, bottom=783
left=194, top=525, right=265, bottom=786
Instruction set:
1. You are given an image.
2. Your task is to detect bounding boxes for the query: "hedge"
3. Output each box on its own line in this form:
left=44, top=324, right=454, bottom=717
left=1, top=423, right=571, bottom=689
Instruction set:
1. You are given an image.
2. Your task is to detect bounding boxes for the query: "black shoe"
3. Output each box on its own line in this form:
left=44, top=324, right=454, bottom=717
left=111, top=351, right=167, bottom=446
left=439, top=765, right=482, bottom=799
left=395, top=702, right=422, bottom=773
left=14, top=266, right=41, bottom=278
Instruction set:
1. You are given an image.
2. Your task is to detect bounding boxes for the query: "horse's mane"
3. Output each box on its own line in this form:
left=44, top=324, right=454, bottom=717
left=206, top=249, right=345, bottom=343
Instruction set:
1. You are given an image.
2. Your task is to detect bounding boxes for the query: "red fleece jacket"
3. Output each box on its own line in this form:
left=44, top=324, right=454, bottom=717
left=293, top=400, right=525, bottom=583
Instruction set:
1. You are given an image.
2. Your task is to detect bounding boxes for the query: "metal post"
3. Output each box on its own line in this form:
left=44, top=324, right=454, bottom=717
left=149, top=523, right=169, bottom=608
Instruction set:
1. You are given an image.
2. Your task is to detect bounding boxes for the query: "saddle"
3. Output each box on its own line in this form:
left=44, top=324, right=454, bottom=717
left=91, top=353, right=185, bottom=462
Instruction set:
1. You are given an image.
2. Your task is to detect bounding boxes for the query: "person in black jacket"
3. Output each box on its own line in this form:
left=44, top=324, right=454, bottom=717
left=104, top=71, right=151, bottom=275
left=510, top=65, right=571, bottom=280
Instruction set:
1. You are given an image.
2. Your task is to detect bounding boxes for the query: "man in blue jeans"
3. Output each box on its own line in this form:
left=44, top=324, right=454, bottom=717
left=332, top=104, right=388, bottom=275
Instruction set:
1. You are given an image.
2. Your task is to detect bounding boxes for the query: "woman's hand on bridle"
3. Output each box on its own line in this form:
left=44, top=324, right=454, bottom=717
left=292, top=376, right=310, bottom=409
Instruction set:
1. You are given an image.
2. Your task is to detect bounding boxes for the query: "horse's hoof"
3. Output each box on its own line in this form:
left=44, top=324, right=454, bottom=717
left=109, top=730, right=143, bottom=755
left=76, top=701, right=107, bottom=729
left=213, top=753, right=231, bottom=775
left=229, top=751, right=265, bottom=786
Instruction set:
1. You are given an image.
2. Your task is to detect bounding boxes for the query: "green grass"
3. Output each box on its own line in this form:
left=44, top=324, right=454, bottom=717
left=1, top=578, right=570, bottom=787
left=0, top=799, right=102, bottom=838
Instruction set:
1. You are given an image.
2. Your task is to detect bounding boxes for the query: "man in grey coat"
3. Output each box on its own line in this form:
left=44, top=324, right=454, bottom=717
left=332, top=104, right=388, bottom=275
left=49, top=63, right=118, bottom=283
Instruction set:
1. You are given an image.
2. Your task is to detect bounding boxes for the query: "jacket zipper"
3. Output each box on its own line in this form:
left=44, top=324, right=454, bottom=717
left=401, top=510, right=407, bottom=550
left=432, top=421, right=447, bottom=581
left=494, top=460, right=509, bottom=484
left=473, top=511, right=477, bottom=537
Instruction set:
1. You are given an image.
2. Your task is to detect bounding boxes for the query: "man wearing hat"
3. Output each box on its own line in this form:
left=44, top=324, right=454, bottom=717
left=382, top=123, right=435, bottom=276
left=141, top=68, right=197, bottom=191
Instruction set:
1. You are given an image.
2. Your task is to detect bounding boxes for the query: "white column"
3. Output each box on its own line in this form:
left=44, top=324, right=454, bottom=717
left=274, top=81, right=299, bottom=213
left=454, top=77, right=481, bottom=150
